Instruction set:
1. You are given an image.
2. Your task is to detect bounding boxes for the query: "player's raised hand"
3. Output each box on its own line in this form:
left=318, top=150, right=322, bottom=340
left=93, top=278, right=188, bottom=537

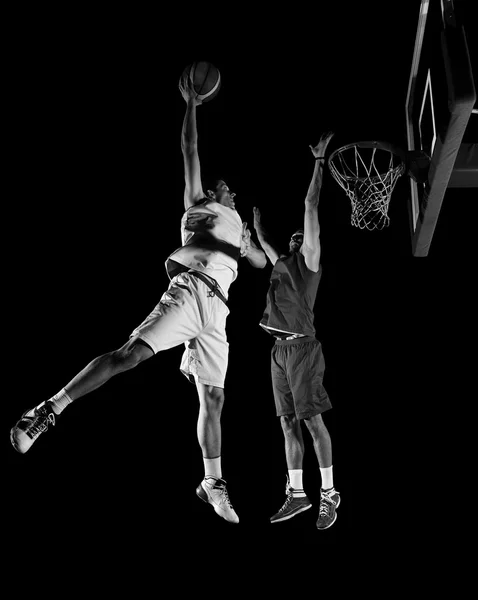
left=178, top=72, right=203, bottom=105
left=253, top=207, right=262, bottom=230
left=240, top=222, right=252, bottom=257
left=309, top=131, right=335, bottom=158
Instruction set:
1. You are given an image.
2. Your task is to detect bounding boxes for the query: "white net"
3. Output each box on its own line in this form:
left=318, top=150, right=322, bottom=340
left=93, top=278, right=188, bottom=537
left=328, top=144, right=405, bottom=230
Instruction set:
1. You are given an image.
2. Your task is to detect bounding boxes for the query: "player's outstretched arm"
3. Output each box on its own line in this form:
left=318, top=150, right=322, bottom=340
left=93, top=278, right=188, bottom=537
left=301, top=131, right=335, bottom=272
left=179, top=75, right=204, bottom=210
left=252, top=207, right=282, bottom=266
left=240, top=221, right=267, bottom=268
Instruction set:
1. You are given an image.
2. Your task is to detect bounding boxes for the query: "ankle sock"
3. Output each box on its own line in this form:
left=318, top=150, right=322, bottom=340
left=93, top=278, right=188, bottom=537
left=320, top=466, right=334, bottom=490
left=49, top=389, right=73, bottom=415
left=288, top=469, right=306, bottom=498
left=203, top=456, right=222, bottom=481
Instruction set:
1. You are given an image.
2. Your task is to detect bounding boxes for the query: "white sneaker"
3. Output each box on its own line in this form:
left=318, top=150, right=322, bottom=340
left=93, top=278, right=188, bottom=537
left=10, top=402, right=56, bottom=454
left=196, top=476, right=239, bottom=524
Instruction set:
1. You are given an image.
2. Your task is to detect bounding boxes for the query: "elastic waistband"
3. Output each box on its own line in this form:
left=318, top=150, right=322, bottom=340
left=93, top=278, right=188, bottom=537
left=274, top=336, right=316, bottom=345
left=187, top=270, right=228, bottom=306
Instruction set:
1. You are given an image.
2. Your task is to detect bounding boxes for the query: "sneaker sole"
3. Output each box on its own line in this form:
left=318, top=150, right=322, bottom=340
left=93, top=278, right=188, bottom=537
left=10, top=428, right=30, bottom=454
left=270, top=503, right=312, bottom=524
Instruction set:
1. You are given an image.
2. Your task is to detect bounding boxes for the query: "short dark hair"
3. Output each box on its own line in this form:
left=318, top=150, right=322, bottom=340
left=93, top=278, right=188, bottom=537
left=204, top=176, right=232, bottom=194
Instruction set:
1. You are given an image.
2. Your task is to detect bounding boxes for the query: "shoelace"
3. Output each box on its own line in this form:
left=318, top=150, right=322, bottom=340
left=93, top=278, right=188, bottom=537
left=279, top=485, right=294, bottom=513
left=205, top=478, right=234, bottom=508
left=28, top=409, right=55, bottom=438
left=220, top=486, right=234, bottom=508
left=319, top=492, right=336, bottom=517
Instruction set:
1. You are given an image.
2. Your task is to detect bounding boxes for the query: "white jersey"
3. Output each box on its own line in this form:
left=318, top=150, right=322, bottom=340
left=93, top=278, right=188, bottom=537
left=166, top=199, right=243, bottom=297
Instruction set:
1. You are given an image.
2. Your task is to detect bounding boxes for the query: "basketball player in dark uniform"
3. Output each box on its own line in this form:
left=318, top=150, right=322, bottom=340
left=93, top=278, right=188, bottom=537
left=10, top=71, right=266, bottom=524
left=253, top=131, right=340, bottom=530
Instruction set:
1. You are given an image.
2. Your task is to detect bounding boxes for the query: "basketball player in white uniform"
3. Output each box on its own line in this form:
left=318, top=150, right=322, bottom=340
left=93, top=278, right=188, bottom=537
left=10, top=72, right=266, bottom=524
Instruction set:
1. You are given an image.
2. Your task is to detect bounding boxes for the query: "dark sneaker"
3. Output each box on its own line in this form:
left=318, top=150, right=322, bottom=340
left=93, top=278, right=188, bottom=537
left=10, top=402, right=56, bottom=454
left=270, top=482, right=312, bottom=523
left=316, top=488, right=341, bottom=530
left=196, top=476, right=239, bottom=523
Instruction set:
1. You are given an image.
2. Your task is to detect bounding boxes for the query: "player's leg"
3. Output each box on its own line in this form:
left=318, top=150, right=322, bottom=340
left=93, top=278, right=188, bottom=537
left=280, top=413, right=305, bottom=471
left=303, top=413, right=332, bottom=472
left=269, top=342, right=312, bottom=523
left=189, top=287, right=238, bottom=523
left=304, top=413, right=341, bottom=530
left=288, top=338, right=334, bottom=481
left=10, top=273, right=204, bottom=454
left=66, top=338, right=154, bottom=400
left=292, top=339, right=339, bottom=530
left=10, top=338, right=154, bottom=454
left=184, top=285, right=229, bottom=476
left=196, top=382, right=224, bottom=464
left=194, top=382, right=237, bottom=524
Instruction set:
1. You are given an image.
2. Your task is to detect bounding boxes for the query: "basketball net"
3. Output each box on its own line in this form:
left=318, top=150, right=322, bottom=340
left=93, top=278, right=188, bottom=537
left=328, top=143, right=405, bottom=230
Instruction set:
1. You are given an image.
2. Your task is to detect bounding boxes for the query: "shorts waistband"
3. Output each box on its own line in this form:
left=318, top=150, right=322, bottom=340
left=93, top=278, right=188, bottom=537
left=274, top=336, right=316, bottom=345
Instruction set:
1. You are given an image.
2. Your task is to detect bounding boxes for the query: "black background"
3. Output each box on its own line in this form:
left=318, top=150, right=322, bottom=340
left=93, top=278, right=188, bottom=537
left=5, top=0, right=476, bottom=579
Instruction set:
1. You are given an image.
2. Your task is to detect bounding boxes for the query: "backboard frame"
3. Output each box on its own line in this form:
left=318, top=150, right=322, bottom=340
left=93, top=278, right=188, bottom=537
left=405, top=0, right=476, bottom=257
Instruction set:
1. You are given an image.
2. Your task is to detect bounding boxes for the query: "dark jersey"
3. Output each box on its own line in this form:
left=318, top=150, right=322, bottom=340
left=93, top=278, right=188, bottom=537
left=260, top=251, right=321, bottom=337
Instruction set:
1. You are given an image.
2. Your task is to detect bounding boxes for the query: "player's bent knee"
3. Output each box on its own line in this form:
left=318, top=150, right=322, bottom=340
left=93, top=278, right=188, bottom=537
left=280, top=414, right=299, bottom=430
left=200, top=385, right=225, bottom=412
left=112, top=339, right=154, bottom=372
left=304, top=413, right=326, bottom=434
left=207, top=386, right=224, bottom=404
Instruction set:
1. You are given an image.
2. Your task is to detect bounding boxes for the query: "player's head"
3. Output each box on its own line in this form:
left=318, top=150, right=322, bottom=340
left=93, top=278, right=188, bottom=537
left=289, top=229, right=304, bottom=253
left=206, top=179, right=236, bottom=210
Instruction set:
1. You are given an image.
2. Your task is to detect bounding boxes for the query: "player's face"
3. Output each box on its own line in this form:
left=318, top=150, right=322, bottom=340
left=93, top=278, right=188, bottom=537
left=289, top=231, right=303, bottom=253
left=214, top=180, right=236, bottom=209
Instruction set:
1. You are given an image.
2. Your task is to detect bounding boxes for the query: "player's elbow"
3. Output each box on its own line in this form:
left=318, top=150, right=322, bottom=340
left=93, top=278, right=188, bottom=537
left=181, top=140, right=198, bottom=154
left=253, top=254, right=267, bottom=269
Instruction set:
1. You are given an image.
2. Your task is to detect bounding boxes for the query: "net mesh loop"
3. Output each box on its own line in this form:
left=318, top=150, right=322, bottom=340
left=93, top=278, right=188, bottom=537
left=328, top=143, right=405, bottom=230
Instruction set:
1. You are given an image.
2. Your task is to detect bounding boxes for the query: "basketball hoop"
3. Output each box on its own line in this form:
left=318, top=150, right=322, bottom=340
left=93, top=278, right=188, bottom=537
left=328, top=141, right=406, bottom=230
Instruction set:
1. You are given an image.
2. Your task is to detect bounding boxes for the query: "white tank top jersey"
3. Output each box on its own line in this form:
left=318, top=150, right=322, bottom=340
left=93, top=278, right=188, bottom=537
left=166, top=199, right=243, bottom=298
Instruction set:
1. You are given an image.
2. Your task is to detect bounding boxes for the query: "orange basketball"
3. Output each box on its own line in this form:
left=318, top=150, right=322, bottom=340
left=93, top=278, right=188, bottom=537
left=181, top=61, right=221, bottom=103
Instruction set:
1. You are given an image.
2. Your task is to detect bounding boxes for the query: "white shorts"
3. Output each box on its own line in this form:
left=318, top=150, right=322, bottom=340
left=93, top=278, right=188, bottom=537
left=130, top=271, right=230, bottom=388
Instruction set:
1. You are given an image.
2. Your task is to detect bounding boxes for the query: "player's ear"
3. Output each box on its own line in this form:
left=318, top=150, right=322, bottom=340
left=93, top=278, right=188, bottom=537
left=206, top=189, right=215, bottom=200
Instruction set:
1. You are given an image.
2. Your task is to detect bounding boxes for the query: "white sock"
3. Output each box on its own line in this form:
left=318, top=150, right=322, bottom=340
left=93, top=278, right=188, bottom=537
left=288, top=469, right=306, bottom=497
left=203, top=457, right=222, bottom=481
left=49, top=389, right=73, bottom=415
left=320, top=466, right=334, bottom=490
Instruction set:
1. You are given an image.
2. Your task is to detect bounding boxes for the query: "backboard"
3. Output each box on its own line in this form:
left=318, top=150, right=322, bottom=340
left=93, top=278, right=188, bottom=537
left=405, top=0, right=477, bottom=257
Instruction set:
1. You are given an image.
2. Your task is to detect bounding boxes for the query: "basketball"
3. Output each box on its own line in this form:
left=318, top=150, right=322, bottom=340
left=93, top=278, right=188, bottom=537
left=181, top=61, right=221, bottom=103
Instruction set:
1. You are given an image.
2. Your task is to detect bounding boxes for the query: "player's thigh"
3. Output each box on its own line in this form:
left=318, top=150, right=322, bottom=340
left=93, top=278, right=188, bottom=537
left=288, top=341, right=331, bottom=416
left=271, top=346, right=294, bottom=415
left=130, top=275, right=204, bottom=353
left=190, top=299, right=230, bottom=388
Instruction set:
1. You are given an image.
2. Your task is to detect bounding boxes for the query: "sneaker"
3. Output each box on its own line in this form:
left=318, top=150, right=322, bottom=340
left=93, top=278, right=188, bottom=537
left=10, top=402, right=56, bottom=454
left=196, top=476, right=239, bottom=524
left=270, top=481, right=312, bottom=523
left=316, top=488, right=341, bottom=530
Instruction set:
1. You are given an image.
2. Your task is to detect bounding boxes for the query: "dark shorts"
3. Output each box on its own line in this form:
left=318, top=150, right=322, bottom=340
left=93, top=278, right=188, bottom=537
left=271, top=336, right=332, bottom=420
